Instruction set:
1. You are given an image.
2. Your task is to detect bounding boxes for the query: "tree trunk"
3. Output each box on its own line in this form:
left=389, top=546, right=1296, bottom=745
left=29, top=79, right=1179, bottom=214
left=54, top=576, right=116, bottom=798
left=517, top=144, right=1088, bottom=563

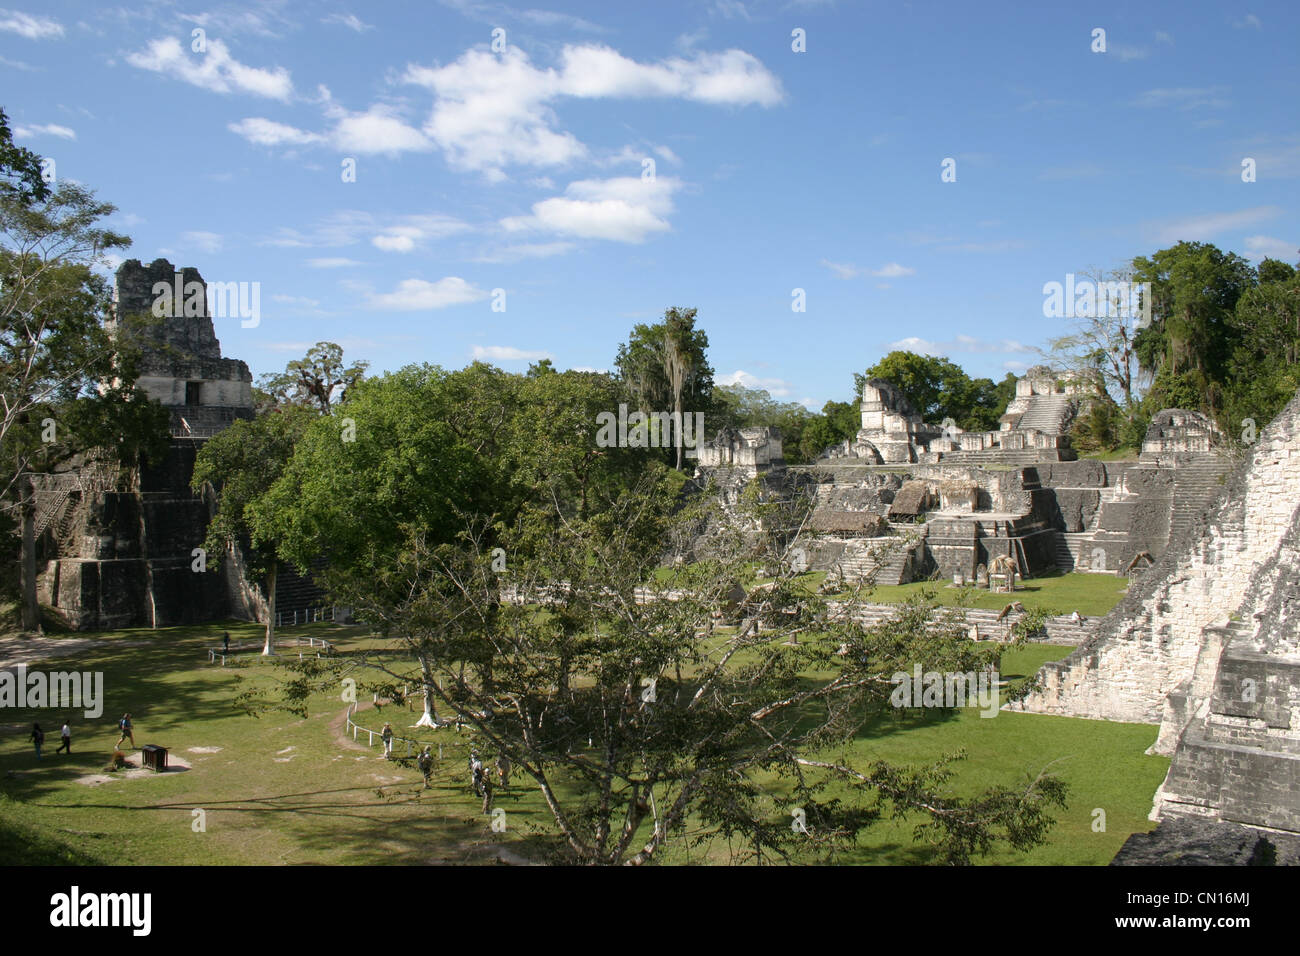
left=414, top=653, right=438, bottom=727
left=674, top=391, right=684, bottom=471
left=262, top=561, right=277, bottom=655
left=20, top=473, right=41, bottom=634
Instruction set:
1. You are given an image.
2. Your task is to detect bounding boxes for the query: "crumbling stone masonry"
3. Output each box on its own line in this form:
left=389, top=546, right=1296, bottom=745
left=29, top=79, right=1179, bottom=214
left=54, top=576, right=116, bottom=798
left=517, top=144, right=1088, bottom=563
left=1009, top=389, right=1300, bottom=833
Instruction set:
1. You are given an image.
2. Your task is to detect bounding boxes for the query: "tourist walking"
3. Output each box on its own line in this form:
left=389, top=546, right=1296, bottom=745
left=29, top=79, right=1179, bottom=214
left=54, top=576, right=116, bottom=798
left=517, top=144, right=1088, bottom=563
left=469, top=750, right=493, bottom=812
left=55, top=719, right=71, bottom=754
left=495, top=753, right=511, bottom=788
left=116, top=713, right=135, bottom=749
left=417, top=746, right=434, bottom=789
left=381, top=722, right=394, bottom=758
left=30, top=723, right=44, bottom=759
left=222, top=631, right=230, bottom=655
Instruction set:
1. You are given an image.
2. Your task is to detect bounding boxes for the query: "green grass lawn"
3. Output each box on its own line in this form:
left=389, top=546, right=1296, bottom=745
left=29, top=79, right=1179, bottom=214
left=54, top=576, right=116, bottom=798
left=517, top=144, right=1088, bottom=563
left=859, top=571, right=1130, bottom=618
left=0, top=623, right=1163, bottom=865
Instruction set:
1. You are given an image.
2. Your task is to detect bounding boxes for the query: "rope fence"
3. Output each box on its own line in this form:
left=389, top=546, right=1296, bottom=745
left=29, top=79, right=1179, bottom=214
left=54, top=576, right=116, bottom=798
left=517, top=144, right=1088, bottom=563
left=206, top=634, right=334, bottom=666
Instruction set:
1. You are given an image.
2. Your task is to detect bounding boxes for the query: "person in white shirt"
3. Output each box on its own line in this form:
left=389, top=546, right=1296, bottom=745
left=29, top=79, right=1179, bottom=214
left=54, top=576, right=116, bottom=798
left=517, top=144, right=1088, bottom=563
left=55, top=719, right=71, bottom=755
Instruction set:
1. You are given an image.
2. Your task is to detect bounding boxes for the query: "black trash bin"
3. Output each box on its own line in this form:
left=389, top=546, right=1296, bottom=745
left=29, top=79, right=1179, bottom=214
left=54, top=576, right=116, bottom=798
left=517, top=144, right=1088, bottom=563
left=141, top=744, right=168, bottom=772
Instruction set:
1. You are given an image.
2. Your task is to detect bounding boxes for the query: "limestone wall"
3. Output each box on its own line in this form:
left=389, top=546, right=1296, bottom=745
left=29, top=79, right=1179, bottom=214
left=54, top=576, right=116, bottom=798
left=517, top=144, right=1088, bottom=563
left=1009, top=391, right=1300, bottom=727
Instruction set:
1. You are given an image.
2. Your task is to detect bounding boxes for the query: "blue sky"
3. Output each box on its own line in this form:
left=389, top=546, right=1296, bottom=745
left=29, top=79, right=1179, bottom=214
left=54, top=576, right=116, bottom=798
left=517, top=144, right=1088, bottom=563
left=4, top=0, right=1298, bottom=408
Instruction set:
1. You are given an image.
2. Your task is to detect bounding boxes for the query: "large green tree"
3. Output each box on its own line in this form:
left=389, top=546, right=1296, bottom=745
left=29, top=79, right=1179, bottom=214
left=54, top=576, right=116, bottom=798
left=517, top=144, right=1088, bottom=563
left=256, top=341, right=369, bottom=413
left=615, top=308, right=715, bottom=469
left=856, top=352, right=1011, bottom=432
left=269, top=478, right=1067, bottom=865
left=191, top=405, right=314, bottom=654
left=1131, top=241, right=1255, bottom=413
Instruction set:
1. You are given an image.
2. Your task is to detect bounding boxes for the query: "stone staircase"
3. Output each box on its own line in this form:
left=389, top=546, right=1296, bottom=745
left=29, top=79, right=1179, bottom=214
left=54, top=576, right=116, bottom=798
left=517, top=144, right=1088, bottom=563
left=933, top=448, right=1069, bottom=466
left=1168, top=456, right=1231, bottom=546
left=837, top=535, right=916, bottom=585
left=828, top=601, right=1096, bottom=644
left=1015, top=393, right=1073, bottom=435
left=1051, top=532, right=1076, bottom=571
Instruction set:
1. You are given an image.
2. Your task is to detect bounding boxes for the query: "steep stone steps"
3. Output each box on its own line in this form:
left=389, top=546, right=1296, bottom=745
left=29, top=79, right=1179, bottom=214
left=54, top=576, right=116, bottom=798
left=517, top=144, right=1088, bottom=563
left=1016, top=393, right=1073, bottom=435
left=828, top=601, right=1096, bottom=644
left=1051, top=532, right=1075, bottom=571
left=837, top=539, right=913, bottom=586
left=1168, top=457, right=1230, bottom=545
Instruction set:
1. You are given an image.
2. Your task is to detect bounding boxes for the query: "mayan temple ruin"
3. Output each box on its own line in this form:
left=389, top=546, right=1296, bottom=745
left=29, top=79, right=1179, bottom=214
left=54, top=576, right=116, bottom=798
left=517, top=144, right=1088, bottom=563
left=695, top=367, right=1234, bottom=592
left=31, top=259, right=320, bottom=630
left=1011, top=388, right=1300, bottom=842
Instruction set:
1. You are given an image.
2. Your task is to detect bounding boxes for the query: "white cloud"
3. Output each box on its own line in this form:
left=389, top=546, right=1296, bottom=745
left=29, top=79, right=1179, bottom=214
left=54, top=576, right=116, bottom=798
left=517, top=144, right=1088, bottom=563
left=472, top=241, right=575, bottom=263
left=1233, top=14, right=1262, bottom=29
left=711, top=0, right=751, bottom=21
left=231, top=106, right=430, bottom=155
left=368, top=277, right=488, bottom=310
left=0, top=9, right=63, bottom=39
left=471, top=345, right=553, bottom=361
left=322, top=13, right=373, bottom=32
left=306, top=257, right=361, bottom=268
left=127, top=36, right=293, bottom=100
left=12, top=122, right=75, bottom=139
left=886, top=335, right=1032, bottom=356
left=557, top=45, right=781, bottom=105
left=718, top=369, right=793, bottom=397
left=228, top=117, right=323, bottom=146
left=371, top=214, right=470, bottom=252
left=372, top=233, right=417, bottom=253
left=502, top=175, right=681, bottom=243
left=1242, top=235, right=1298, bottom=262
left=1146, top=206, right=1281, bottom=245
left=182, top=230, right=223, bottom=253
left=821, top=259, right=915, bottom=279
left=1155, top=31, right=1174, bottom=45
left=263, top=210, right=467, bottom=249
left=403, top=42, right=781, bottom=177
left=330, top=105, right=432, bottom=154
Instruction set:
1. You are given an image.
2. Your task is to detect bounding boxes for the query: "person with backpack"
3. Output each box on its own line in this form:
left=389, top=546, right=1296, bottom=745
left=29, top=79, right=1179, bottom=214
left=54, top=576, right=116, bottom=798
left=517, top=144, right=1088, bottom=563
left=30, top=723, right=44, bottom=759
left=469, top=750, right=492, bottom=812
left=417, top=746, right=434, bottom=789
left=55, top=719, right=71, bottom=755
left=116, top=713, right=135, bottom=749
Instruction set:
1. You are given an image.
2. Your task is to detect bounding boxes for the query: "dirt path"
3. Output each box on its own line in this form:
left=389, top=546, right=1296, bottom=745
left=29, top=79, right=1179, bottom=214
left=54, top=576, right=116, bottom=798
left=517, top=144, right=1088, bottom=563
left=0, top=634, right=153, bottom=671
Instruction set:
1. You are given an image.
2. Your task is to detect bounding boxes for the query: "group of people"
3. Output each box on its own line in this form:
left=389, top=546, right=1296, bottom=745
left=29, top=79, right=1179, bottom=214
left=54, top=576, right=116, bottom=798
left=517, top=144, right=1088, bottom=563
left=469, top=749, right=511, bottom=812
left=377, top=719, right=510, bottom=813
left=26, top=713, right=135, bottom=760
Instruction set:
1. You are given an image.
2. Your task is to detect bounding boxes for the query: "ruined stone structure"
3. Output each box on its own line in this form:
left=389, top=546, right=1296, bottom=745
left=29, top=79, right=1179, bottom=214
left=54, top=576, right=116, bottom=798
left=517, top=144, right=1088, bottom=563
left=821, top=366, right=1082, bottom=467
left=694, top=368, right=1233, bottom=597
left=1010, top=389, right=1300, bottom=835
left=108, top=258, right=254, bottom=435
left=694, top=426, right=784, bottom=474
left=35, top=260, right=321, bottom=630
